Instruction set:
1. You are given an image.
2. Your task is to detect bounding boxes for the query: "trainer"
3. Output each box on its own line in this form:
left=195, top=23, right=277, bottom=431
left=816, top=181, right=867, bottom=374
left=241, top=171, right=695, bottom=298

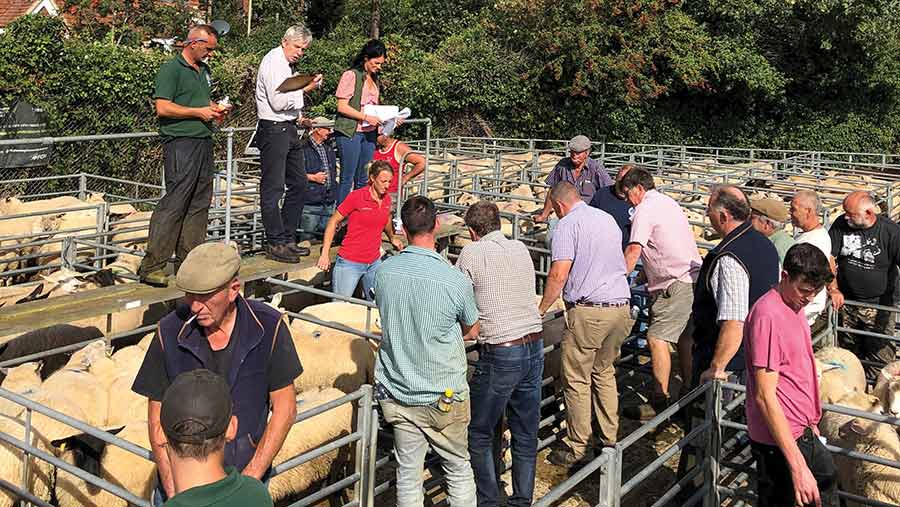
left=255, top=24, right=323, bottom=263
left=139, top=24, right=231, bottom=287
left=133, top=242, right=302, bottom=504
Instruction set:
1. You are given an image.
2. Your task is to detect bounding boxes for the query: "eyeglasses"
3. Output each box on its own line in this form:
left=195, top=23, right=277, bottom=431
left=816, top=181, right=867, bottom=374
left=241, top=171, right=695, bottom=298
left=186, top=38, right=217, bottom=51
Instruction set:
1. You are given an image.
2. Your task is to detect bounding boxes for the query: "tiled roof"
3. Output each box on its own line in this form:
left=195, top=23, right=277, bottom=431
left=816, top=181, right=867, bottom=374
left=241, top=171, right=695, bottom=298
left=0, top=0, right=42, bottom=28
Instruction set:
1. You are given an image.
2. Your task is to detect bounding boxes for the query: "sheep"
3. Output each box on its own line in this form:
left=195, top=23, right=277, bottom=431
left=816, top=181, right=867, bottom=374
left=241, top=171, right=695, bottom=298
left=0, top=414, right=55, bottom=507
left=106, top=374, right=147, bottom=427
left=874, top=360, right=900, bottom=418
left=289, top=323, right=375, bottom=394
left=292, top=302, right=381, bottom=337
left=40, top=340, right=115, bottom=427
left=0, top=324, right=104, bottom=382
left=109, top=211, right=152, bottom=249
left=816, top=347, right=867, bottom=404
left=53, top=422, right=156, bottom=507
left=819, top=391, right=900, bottom=507
left=0, top=361, right=42, bottom=417
left=268, top=387, right=354, bottom=502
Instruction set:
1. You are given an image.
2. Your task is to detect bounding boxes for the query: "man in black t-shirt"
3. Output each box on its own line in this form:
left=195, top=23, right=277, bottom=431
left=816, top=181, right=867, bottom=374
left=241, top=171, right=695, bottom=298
left=828, top=191, right=900, bottom=380
left=132, top=243, right=302, bottom=505
left=589, top=164, right=634, bottom=250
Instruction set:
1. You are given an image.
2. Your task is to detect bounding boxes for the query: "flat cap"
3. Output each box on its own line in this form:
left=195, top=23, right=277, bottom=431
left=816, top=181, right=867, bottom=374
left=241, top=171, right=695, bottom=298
left=568, top=135, right=591, bottom=153
left=175, top=242, right=240, bottom=294
left=311, top=116, right=334, bottom=129
left=750, top=198, right=789, bottom=223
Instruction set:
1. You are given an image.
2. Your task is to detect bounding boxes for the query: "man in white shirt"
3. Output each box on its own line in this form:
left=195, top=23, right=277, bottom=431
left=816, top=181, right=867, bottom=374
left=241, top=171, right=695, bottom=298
left=255, top=24, right=323, bottom=263
left=789, top=189, right=834, bottom=332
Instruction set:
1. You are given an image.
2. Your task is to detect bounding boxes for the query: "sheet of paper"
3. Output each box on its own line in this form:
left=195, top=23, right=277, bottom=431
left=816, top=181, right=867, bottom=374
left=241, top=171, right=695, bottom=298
left=361, top=105, right=412, bottom=135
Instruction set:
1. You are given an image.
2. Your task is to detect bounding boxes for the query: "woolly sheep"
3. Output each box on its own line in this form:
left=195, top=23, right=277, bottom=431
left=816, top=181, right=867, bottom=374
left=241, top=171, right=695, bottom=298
left=292, top=302, right=381, bottom=336
left=0, top=361, right=42, bottom=417
left=874, top=361, right=900, bottom=419
left=289, top=322, right=375, bottom=394
left=40, top=341, right=114, bottom=426
left=819, top=391, right=900, bottom=507
left=106, top=374, right=147, bottom=427
left=0, top=414, right=55, bottom=507
left=54, top=422, right=155, bottom=507
left=268, top=387, right=354, bottom=502
left=815, top=346, right=867, bottom=404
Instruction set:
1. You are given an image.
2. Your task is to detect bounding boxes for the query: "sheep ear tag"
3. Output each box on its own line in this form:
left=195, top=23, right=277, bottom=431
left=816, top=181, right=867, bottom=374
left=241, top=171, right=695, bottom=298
left=821, top=363, right=843, bottom=373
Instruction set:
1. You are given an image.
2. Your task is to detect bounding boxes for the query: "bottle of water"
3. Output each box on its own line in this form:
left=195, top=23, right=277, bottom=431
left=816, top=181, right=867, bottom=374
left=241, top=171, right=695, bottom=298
left=437, top=389, right=454, bottom=413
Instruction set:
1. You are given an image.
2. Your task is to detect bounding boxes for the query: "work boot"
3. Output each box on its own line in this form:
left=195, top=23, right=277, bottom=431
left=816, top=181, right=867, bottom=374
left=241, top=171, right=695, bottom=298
left=140, top=270, right=169, bottom=288
left=547, top=444, right=593, bottom=469
left=286, top=243, right=311, bottom=257
left=266, top=244, right=300, bottom=264
left=622, top=393, right=670, bottom=422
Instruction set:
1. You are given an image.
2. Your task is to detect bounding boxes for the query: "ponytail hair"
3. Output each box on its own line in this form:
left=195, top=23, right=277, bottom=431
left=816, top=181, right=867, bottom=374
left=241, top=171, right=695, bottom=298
left=350, top=39, right=387, bottom=70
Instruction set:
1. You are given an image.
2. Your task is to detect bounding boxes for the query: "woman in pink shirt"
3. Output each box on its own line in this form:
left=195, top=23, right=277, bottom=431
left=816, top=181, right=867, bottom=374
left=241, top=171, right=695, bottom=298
left=334, top=39, right=387, bottom=204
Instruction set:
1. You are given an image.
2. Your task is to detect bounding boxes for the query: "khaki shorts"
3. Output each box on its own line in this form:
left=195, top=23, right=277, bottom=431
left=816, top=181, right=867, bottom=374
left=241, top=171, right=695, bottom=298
left=647, top=280, right=694, bottom=343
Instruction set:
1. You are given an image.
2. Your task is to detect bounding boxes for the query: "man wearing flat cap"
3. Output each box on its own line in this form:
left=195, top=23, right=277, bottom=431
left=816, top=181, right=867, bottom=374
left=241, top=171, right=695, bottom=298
left=132, top=242, right=302, bottom=505
left=534, top=135, right=614, bottom=240
left=156, top=369, right=273, bottom=506
left=299, top=116, right=338, bottom=240
left=750, top=198, right=795, bottom=265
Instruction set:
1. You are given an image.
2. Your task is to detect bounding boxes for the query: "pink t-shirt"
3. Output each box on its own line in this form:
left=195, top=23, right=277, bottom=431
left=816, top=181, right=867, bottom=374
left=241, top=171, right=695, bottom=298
left=335, top=70, right=380, bottom=133
left=629, top=190, right=702, bottom=293
left=744, top=288, right=822, bottom=446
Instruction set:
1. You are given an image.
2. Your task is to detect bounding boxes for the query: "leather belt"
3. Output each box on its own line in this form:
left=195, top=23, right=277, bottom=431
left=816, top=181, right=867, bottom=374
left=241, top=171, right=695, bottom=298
left=481, top=332, right=542, bottom=351
left=258, top=119, right=294, bottom=125
left=564, top=301, right=629, bottom=310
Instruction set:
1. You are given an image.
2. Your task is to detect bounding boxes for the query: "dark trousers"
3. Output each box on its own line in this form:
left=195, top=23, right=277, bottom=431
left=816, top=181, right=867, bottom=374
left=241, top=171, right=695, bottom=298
left=139, top=137, right=213, bottom=276
left=468, top=339, right=544, bottom=507
left=751, top=429, right=835, bottom=507
left=838, top=304, right=898, bottom=381
left=258, top=120, right=306, bottom=246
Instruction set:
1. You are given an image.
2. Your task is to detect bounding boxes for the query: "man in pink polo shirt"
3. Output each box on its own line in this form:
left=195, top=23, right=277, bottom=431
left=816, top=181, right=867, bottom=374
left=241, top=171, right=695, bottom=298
left=745, top=243, right=835, bottom=507
left=618, top=167, right=702, bottom=420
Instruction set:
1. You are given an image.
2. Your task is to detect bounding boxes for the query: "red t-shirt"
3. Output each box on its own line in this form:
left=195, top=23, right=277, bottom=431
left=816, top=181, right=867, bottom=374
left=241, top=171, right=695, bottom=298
left=373, top=139, right=401, bottom=193
left=744, top=288, right=822, bottom=446
left=337, top=187, right=392, bottom=264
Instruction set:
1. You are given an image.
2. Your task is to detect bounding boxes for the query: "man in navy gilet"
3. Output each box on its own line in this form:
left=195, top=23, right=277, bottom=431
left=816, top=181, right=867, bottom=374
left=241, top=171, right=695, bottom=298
left=132, top=242, right=302, bottom=505
left=692, top=185, right=779, bottom=386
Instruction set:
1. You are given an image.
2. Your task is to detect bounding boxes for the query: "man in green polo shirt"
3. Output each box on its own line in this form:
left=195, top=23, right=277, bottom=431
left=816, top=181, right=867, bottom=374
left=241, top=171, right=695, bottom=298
left=373, top=196, right=480, bottom=507
left=139, top=24, right=232, bottom=287
left=156, top=369, right=272, bottom=507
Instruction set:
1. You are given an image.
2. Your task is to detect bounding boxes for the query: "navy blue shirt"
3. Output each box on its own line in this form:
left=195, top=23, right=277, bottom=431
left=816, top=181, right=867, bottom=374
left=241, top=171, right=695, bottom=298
left=589, top=185, right=633, bottom=250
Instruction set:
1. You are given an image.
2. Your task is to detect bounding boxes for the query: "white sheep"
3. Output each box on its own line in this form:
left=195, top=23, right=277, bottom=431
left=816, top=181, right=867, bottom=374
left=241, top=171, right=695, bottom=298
left=0, top=414, right=55, bottom=507
left=815, top=347, right=867, bottom=404
left=106, top=374, right=147, bottom=427
left=54, top=422, right=156, bottom=507
left=819, top=391, right=900, bottom=507
left=268, top=387, right=354, bottom=502
left=288, top=323, right=375, bottom=394
left=874, top=361, right=900, bottom=419
left=292, top=302, right=381, bottom=336
left=40, top=341, right=115, bottom=427
left=0, top=361, right=42, bottom=417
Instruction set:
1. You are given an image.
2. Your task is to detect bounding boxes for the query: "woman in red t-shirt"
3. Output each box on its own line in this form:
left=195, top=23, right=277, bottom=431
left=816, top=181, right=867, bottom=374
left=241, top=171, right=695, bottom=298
left=373, top=134, right=426, bottom=199
left=317, top=161, right=404, bottom=299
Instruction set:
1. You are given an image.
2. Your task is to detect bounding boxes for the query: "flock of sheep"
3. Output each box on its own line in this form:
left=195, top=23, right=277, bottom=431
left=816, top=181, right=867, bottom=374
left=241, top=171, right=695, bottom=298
left=2, top=151, right=900, bottom=505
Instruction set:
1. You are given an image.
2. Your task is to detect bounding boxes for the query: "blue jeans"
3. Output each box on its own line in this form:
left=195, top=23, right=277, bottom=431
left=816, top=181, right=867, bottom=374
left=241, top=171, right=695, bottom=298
left=299, top=203, right=334, bottom=240
left=468, top=339, right=544, bottom=507
left=336, top=130, right=377, bottom=204
left=332, top=255, right=381, bottom=300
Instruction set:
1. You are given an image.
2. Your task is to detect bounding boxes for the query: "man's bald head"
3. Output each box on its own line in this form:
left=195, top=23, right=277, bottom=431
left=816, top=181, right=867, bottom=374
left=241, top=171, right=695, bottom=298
left=843, top=190, right=878, bottom=229
left=709, top=185, right=751, bottom=221
left=549, top=181, right=580, bottom=206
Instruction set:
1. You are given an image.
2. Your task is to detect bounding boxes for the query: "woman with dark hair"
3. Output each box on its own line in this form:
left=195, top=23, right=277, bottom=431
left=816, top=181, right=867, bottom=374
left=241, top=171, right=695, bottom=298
left=334, top=39, right=387, bottom=204
left=317, top=160, right=403, bottom=299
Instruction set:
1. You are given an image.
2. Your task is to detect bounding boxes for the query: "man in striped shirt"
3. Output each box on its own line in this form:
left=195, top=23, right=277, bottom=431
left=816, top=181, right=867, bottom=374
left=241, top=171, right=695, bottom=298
left=456, top=201, right=544, bottom=507
left=373, top=196, right=480, bottom=507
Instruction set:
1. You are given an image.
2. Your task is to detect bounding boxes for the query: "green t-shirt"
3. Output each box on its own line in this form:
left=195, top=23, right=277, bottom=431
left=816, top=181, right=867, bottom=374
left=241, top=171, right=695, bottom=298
left=163, top=467, right=273, bottom=507
left=154, top=53, right=214, bottom=139
left=769, top=229, right=795, bottom=265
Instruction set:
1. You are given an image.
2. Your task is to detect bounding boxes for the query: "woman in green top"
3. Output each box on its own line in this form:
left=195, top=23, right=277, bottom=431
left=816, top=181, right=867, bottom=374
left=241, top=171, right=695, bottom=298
left=334, top=39, right=387, bottom=204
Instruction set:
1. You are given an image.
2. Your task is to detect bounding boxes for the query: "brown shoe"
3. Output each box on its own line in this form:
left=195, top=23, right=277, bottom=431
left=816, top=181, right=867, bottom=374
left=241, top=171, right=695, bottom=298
left=622, top=394, right=670, bottom=421
left=266, top=244, right=300, bottom=263
left=140, top=270, right=169, bottom=287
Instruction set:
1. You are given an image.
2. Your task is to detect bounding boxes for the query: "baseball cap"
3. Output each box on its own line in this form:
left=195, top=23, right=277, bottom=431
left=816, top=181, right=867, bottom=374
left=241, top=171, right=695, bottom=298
left=568, top=135, right=591, bottom=153
left=161, top=369, right=232, bottom=444
left=750, top=198, right=789, bottom=223
left=175, top=242, right=240, bottom=295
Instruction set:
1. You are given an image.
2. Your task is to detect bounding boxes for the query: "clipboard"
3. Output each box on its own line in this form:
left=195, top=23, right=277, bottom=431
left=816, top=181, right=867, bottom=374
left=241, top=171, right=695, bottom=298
left=276, top=74, right=317, bottom=92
